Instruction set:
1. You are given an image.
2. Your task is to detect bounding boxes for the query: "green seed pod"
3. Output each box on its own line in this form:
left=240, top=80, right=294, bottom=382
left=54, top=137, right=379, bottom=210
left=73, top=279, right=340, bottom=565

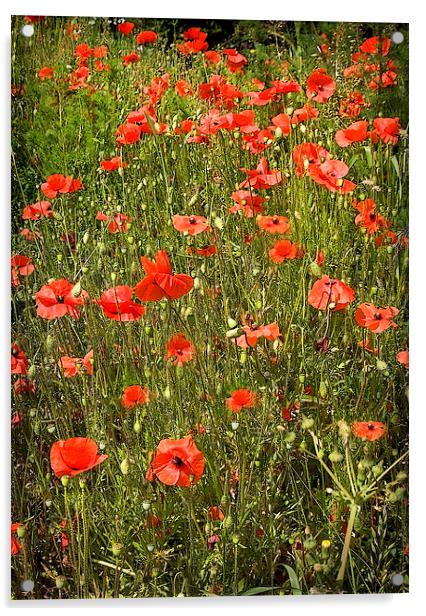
left=232, top=534, right=240, bottom=545
left=284, top=431, right=296, bottom=444
left=55, top=576, right=66, bottom=589
left=224, top=516, right=233, bottom=530
left=142, top=499, right=151, bottom=511
left=47, top=424, right=55, bottom=434
left=274, top=126, right=283, bottom=139
left=56, top=254, right=63, bottom=263
left=227, top=317, right=237, bottom=329
left=376, top=359, right=388, bottom=372
left=61, top=476, right=70, bottom=487
left=298, top=374, right=306, bottom=384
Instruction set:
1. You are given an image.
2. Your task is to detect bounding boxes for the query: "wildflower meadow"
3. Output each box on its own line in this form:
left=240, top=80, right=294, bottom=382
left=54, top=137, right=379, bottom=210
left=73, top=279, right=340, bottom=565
left=11, top=16, right=409, bottom=599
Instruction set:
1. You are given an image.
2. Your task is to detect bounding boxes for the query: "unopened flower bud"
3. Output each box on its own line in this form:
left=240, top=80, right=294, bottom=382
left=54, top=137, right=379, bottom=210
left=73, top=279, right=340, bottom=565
left=112, top=543, right=123, bottom=557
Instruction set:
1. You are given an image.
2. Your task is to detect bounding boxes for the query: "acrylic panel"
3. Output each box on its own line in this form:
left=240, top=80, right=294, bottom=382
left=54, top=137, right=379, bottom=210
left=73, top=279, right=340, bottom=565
left=11, top=15, right=409, bottom=599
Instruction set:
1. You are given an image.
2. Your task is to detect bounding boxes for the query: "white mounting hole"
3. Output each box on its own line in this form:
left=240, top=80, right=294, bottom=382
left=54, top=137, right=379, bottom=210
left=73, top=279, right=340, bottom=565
left=391, top=32, right=404, bottom=44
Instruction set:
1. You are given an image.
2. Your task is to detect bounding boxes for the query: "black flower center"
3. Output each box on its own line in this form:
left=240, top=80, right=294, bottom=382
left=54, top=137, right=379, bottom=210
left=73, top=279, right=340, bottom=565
left=57, top=296, right=65, bottom=304
left=172, top=456, right=183, bottom=467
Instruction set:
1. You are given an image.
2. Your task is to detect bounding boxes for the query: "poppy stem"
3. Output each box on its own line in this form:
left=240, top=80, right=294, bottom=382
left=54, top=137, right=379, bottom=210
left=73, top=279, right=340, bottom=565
left=336, top=502, right=359, bottom=584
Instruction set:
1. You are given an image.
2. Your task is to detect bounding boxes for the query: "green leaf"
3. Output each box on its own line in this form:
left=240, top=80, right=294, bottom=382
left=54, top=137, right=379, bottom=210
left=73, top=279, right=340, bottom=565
left=240, top=586, right=279, bottom=596
left=283, top=564, right=302, bottom=595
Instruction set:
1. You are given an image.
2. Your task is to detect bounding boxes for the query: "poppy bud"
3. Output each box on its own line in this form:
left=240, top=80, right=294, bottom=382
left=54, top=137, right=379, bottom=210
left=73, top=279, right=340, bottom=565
left=55, top=576, right=66, bottom=589
left=47, top=424, right=55, bottom=434
left=71, top=282, right=82, bottom=297
left=319, top=381, right=328, bottom=398
left=239, top=351, right=247, bottom=365
left=110, top=272, right=117, bottom=283
left=120, top=457, right=129, bottom=475
left=300, top=124, right=306, bottom=134
left=284, top=431, right=296, bottom=444
left=376, top=359, right=388, bottom=372
left=57, top=254, right=63, bottom=263
left=142, top=499, right=151, bottom=511
left=227, top=317, right=237, bottom=329
left=112, top=542, right=123, bottom=557
left=329, top=450, right=343, bottom=463
left=17, top=525, right=26, bottom=539
left=27, top=364, right=36, bottom=379
left=396, top=471, right=408, bottom=482
left=298, top=374, right=306, bottom=384
left=82, top=266, right=89, bottom=274
left=274, top=127, right=283, bottom=139
left=133, top=420, right=141, bottom=434
left=224, top=516, right=233, bottom=529
left=163, top=385, right=171, bottom=400
left=309, top=261, right=322, bottom=277
left=301, top=417, right=314, bottom=430
left=127, top=236, right=134, bottom=245
left=231, top=421, right=239, bottom=431
left=61, top=476, right=70, bottom=487
left=232, top=534, right=240, bottom=545
left=214, top=217, right=224, bottom=230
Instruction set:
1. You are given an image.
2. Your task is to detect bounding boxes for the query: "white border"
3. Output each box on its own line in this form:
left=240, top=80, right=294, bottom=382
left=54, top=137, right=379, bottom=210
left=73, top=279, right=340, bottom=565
left=2, top=1, right=424, bottom=614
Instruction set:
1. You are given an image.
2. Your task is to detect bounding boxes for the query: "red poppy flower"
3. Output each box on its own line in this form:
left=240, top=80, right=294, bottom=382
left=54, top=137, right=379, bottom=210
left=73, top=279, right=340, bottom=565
left=92, top=45, right=107, bottom=59
left=96, top=211, right=131, bottom=233
left=59, top=350, right=93, bottom=377
left=239, top=157, right=283, bottom=190
left=117, top=21, right=135, bottom=35
left=172, top=214, right=209, bottom=236
left=11, top=255, right=34, bottom=287
left=122, top=52, right=140, bottom=66
left=257, top=215, right=290, bottom=234
left=149, top=435, right=204, bottom=487
left=335, top=120, right=369, bottom=147
left=41, top=174, right=82, bottom=199
left=339, top=91, right=367, bottom=118
left=205, top=50, right=221, bottom=65
left=11, top=523, right=22, bottom=556
left=96, top=286, right=145, bottom=322
left=269, top=239, right=300, bottom=263
left=223, top=48, right=247, bottom=73
left=353, top=199, right=389, bottom=235
left=355, top=303, right=399, bottom=333
left=136, top=31, right=158, bottom=45
left=11, top=344, right=28, bottom=375
left=360, top=36, right=390, bottom=56
left=396, top=350, right=409, bottom=368
left=38, top=66, right=53, bottom=80
left=166, top=333, right=195, bottom=367
left=135, top=250, right=193, bottom=302
left=122, top=385, right=151, bottom=408
left=116, top=122, right=142, bottom=145
left=209, top=506, right=225, bottom=521
left=245, top=87, right=278, bottom=106
left=100, top=156, right=127, bottom=172
left=176, top=79, right=193, bottom=97
left=196, top=244, right=217, bottom=257
left=291, top=103, right=319, bottom=125
left=270, top=113, right=292, bottom=136
left=36, top=279, right=88, bottom=320
left=306, top=68, right=335, bottom=103
left=351, top=421, right=387, bottom=441
left=316, top=249, right=325, bottom=267
left=308, top=159, right=356, bottom=194
left=226, top=388, right=257, bottom=413
left=50, top=437, right=107, bottom=478
left=372, top=118, right=400, bottom=145
left=358, top=338, right=378, bottom=355
left=74, top=43, right=92, bottom=59
left=177, top=28, right=209, bottom=55
left=292, top=142, right=330, bottom=176
left=22, top=200, right=53, bottom=221
left=308, top=275, right=355, bottom=311
left=229, top=190, right=265, bottom=218
left=14, top=378, right=36, bottom=395
left=235, top=321, right=281, bottom=348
